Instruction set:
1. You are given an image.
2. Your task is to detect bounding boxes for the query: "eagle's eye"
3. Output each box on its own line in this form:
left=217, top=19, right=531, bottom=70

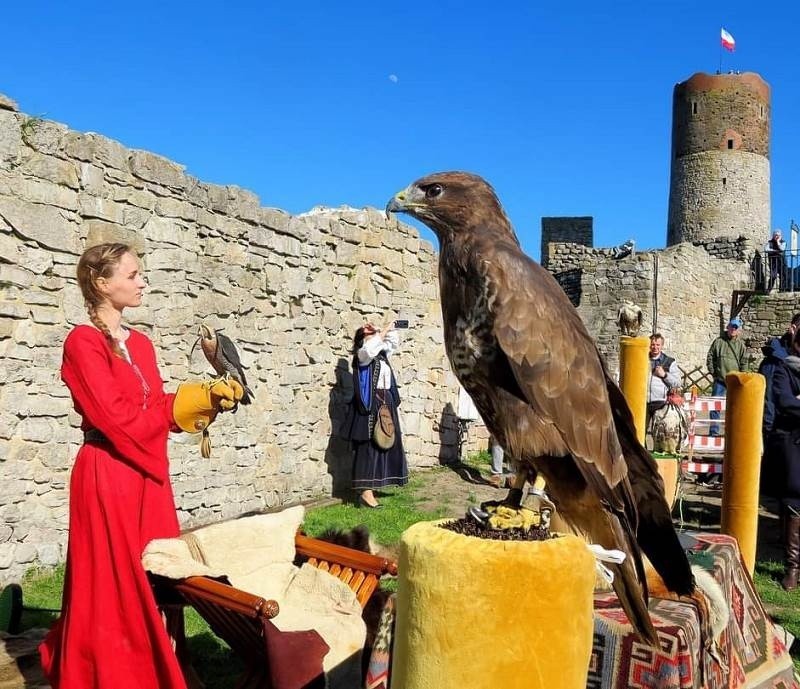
left=425, top=183, right=443, bottom=200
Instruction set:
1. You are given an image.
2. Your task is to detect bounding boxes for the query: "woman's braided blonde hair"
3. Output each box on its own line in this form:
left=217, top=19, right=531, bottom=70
left=76, top=242, right=132, bottom=358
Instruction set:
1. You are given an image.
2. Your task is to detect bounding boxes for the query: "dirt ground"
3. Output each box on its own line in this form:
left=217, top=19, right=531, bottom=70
left=412, top=462, right=785, bottom=563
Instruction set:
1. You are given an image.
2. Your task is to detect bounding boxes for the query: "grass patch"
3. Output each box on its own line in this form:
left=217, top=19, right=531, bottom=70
left=753, top=560, right=800, bottom=672
left=302, top=473, right=450, bottom=546
left=463, top=450, right=492, bottom=469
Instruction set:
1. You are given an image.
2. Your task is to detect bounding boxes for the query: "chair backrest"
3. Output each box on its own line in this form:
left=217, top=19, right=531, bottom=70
left=169, top=533, right=398, bottom=680
left=294, top=533, right=398, bottom=607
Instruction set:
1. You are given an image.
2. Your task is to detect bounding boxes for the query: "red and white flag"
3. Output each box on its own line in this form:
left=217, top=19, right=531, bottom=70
left=720, top=28, right=735, bottom=52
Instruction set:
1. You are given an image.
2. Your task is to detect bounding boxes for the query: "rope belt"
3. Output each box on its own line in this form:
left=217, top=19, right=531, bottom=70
left=83, top=428, right=109, bottom=444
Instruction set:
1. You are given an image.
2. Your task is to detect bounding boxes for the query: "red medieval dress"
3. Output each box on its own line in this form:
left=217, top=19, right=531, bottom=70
left=39, top=324, right=187, bottom=689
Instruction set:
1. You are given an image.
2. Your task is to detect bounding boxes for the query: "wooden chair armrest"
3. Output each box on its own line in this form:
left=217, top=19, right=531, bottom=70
left=295, top=532, right=398, bottom=577
left=174, top=576, right=279, bottom=619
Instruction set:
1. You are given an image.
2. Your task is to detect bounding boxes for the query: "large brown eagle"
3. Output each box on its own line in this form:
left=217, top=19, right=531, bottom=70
left=386, top=171, right=695, bottom=644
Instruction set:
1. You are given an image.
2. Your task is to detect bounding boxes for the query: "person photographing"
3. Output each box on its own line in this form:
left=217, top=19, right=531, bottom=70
left=345, top=320, right=408, bottom=508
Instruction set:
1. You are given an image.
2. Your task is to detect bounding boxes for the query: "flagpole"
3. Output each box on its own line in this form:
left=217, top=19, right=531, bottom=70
left=718, top=29, right=722, bottom=73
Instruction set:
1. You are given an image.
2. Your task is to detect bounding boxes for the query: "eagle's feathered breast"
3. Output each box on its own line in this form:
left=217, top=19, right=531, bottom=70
left=439, top=249, right=572, bottom=465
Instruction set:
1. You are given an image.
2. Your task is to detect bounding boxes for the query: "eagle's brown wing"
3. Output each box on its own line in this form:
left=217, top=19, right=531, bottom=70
left=479, top=239, right=667, bottom=642
left=483, top=239, right=628, bottom=495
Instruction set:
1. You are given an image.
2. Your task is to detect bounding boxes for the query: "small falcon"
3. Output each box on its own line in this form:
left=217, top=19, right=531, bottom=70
left=193, top=324, right=254, bottom=405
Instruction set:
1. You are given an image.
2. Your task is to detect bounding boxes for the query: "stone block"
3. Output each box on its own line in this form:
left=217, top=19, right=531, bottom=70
left=0, top=111, right=21, bottom=161
left=21, top=153, right=79, bottom=189
left=0, top=195, right=81, bottom=253
left=129, top=149, right=188, bottom=189
left=84, top=219, right=146, bottom=254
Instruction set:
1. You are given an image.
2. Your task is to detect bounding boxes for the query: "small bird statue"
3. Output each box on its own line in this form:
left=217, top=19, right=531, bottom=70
left=193, top=324, right=254, bottom=405
left=617, top=301, right=643, bottom=337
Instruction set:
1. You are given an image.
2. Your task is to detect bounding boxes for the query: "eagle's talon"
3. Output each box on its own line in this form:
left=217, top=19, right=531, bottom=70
left=467, top=506, right=490, bottom=527
left=502, top=487, right=524, bottom=510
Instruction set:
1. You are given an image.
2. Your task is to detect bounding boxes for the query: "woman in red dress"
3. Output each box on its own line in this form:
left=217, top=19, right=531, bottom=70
left=39, top=243, right=242, bottom=688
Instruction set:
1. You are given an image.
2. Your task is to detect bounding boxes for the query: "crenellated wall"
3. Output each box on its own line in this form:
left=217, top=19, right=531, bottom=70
left=547, top=238, right=755, bottom=376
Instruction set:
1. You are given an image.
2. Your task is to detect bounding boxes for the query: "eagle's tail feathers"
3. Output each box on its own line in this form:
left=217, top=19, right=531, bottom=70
left=602, top=514, right=659, bottom=646
left=605, top=377, right=696, bottom=596
left=609, top=561, right=660, bottom=646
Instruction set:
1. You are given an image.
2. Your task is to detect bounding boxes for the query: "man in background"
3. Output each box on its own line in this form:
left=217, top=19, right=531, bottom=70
left=647, top=333, right=682, bottom=428
left=706, top=317, right=747, bottom=436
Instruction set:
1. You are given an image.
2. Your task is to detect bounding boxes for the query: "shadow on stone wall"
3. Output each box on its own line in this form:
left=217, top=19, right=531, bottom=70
left=750, top=250, right=767, bottom=291
left=437, top=402, right=492, bottom=485
left=324, top=357, right=354, bottom=499
left=553, top=268, right=583, bottom=306
left=436, top=402, right=460, bottom=466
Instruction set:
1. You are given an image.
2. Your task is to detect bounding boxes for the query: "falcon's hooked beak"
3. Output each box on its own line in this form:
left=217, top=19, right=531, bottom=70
left=385, top=185, right=424, bottom=218
left=190, top=323, right=215, bottom=357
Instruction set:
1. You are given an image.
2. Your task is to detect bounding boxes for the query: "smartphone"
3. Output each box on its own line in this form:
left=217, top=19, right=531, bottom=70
left=394, top=320, right=409, bottom=329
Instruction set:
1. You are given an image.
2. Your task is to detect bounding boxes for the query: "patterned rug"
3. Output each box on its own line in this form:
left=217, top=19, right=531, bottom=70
left=589, top=533, right=797, bottom=689
left=364, top=594, right=394, bottom=689
left=364, top=532, right=799, bottom=689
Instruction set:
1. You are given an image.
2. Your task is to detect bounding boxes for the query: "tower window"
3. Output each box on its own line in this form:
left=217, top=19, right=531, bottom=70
left=722, top=177, right=727, bottom=186
left=692, top=101, right=698, bottom=115
left=727, top=139, right=734, bottom=149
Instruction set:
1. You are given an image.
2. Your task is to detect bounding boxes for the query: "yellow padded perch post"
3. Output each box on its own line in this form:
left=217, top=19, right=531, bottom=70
left=390, top=521, right=595, bottom=689
left=619, top=336, right=650, bottom=444
left=720, top=371, right=765, bottom=574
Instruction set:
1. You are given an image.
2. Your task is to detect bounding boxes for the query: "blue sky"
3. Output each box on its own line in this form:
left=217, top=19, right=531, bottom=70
left=3, top=1, right=798, bottom=259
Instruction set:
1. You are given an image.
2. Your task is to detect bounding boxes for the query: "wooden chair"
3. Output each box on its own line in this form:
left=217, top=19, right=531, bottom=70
left=155, top=532, right=398, bottom=689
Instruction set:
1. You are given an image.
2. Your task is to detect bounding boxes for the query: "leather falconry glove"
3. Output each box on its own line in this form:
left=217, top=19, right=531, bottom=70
left=173, top=378, right=245, bottom=457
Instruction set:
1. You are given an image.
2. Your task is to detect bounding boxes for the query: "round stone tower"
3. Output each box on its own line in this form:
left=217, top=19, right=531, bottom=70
left=667, top=72, right=770, bottom=247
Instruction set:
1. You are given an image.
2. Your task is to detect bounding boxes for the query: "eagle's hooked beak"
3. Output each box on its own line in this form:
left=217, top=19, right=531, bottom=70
left=385, top=185, right=423, bottom=216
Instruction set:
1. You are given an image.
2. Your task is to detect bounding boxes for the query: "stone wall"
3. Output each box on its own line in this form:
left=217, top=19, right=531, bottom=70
left=548, top=239, right=754, bottom=376
left=667, top=152, right=770, bottom=248
left=740, top=293, right=800, bottom=358
left=0, top=96, right=464, bottom=584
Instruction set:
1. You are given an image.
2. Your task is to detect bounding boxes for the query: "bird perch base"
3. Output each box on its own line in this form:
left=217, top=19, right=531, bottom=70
left=390, top=520, right=596, bottom=689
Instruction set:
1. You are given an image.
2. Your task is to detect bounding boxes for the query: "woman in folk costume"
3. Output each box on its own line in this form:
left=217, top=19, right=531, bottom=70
left=346, top=322, right=408, bottom=508
left=39, top=243, right=243, bottom=688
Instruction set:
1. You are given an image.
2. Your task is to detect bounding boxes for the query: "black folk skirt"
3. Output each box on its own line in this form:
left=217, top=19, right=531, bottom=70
left=352, top=401, right=408, bottom=490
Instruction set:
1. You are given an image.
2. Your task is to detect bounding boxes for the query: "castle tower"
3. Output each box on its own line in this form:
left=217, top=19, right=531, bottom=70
left=667, top=72, right=771, bottom=247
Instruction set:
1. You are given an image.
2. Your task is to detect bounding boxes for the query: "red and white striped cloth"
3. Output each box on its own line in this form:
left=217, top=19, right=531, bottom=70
left=682, top=460, right=724, bottom=474
left=686, top=397, right=725, bottom=413
left=689, top=434, right=725, bottom=452
left=683, top=390, right=726, bottom=476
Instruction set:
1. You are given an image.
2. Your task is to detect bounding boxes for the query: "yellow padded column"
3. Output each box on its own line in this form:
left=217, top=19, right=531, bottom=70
left=720, top=371, right=765, bottom=574
left=391, top=521, right=595, bottom=689
left=619, top=336, right=650, bottom=444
